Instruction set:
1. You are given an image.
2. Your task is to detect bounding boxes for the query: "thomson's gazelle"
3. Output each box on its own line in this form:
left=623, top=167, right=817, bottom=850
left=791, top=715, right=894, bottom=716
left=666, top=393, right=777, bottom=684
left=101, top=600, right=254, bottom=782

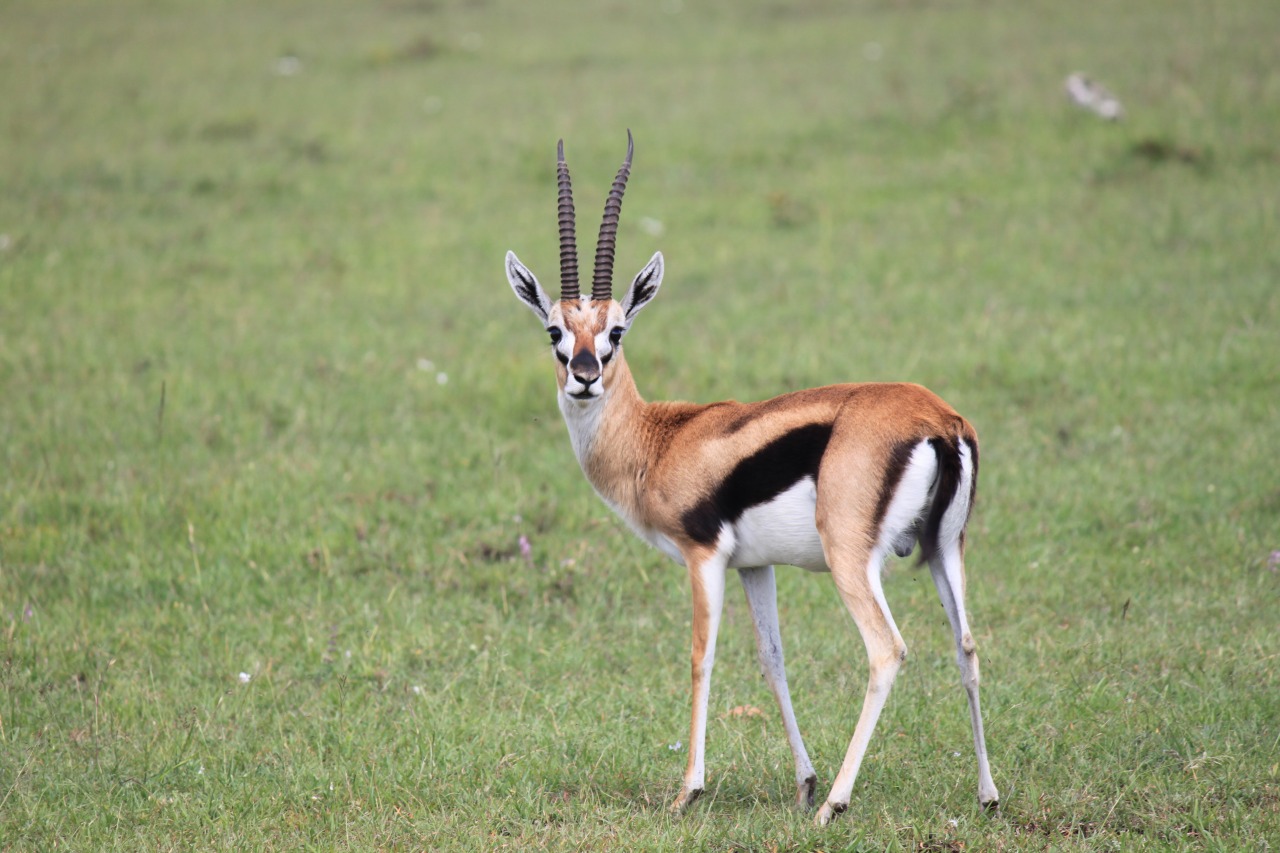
left=505, top=133, right=998, bottom=824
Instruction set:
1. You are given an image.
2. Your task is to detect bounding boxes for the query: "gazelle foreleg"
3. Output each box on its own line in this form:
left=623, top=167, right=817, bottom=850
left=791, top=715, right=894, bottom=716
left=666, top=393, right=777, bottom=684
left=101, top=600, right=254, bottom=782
left=738, top=565, right=818, bottom=809
left=928, top=541, right=999, bottom=809
left=815, top=544, right=907, bottom=825
left=671, top=547, right=729, bottom=814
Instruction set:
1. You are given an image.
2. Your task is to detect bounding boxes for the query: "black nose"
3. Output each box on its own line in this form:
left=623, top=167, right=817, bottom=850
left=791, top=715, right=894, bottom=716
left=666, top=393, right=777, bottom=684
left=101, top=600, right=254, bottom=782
left=569, top=350, right=601, bottom=384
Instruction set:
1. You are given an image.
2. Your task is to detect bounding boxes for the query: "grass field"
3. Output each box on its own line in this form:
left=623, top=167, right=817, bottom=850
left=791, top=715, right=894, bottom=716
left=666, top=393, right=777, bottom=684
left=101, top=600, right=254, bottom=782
left=2, top=0, right=1279, bottom=849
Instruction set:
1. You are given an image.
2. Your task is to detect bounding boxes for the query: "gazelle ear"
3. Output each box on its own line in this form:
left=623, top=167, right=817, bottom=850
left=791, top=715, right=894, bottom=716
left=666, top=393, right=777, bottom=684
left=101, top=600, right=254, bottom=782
left=621, top=251, right=663, bottom=321
left=506, top=251, right=552, bottom=322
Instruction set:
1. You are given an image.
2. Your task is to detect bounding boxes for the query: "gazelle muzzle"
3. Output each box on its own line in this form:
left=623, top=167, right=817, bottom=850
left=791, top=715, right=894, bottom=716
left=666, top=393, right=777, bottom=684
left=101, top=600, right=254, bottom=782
left=568, top=348, right=602, bottom=393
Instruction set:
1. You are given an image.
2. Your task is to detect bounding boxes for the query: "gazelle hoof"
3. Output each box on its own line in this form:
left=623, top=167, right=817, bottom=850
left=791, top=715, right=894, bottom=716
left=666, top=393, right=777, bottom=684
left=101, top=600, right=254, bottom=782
left=979, top=781, right=1000, bottom=814
left=669, top=786, right=702, bottom=815
left=814, top=800, right=846, bottom=826
left=795, top=775, right=817, bottom=810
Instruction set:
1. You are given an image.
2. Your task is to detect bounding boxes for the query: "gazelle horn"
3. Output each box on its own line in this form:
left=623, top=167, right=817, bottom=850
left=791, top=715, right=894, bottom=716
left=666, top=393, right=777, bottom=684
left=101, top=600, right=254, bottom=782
left=557, top=139, right=579, bottom=301
left=592, top=130, right=634, bottom=301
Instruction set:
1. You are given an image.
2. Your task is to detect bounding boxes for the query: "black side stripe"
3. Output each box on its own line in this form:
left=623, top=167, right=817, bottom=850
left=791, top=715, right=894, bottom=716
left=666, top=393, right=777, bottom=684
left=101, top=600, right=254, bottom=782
left=681, top=422, right=833, bottom=545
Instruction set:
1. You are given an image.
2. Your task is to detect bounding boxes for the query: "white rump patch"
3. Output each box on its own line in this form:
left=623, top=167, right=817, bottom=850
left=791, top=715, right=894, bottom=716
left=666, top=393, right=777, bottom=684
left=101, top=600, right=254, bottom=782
left=877, top=441, right=938, bottom=557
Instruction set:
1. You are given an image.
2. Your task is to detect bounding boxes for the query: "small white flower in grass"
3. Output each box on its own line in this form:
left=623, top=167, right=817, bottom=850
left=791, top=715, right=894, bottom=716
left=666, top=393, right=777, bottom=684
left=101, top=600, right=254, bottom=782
left=947, top=818, right=959, bottom=829
left=412, top=685, right=422, bottom=695
left=436, top=372, right=448, bottom=385
left=417, top=358, right=435, bottom=372
left=238, top=672, right=252, bottom=684
left=668, top=740, right=682, bottom=751
left=952, top=751, right=962, bottom=757
left=274, top=56, right=302, bottom=76
left=1065, top=72, right=1124, bottom=121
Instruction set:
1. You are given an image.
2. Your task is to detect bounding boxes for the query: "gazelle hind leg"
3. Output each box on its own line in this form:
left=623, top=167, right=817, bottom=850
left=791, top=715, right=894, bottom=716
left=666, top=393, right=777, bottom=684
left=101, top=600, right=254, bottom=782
left=929, top=540, right=999, bottom=809
left=738, top=565, right=817, bottom=809
left=671, top=548, right=729, bottom=814
left=815, top=545, right=907, bottom=825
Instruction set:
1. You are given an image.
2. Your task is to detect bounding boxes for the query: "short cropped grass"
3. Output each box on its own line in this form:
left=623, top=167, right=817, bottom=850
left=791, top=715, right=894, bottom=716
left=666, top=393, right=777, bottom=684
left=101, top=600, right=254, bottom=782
left=2, top=0, right=1278, bottom=849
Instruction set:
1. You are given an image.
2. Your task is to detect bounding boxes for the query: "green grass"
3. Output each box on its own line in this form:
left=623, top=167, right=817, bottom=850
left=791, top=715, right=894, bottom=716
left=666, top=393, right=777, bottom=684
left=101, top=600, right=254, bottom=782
left=2, top=0, right=1278, bottom=849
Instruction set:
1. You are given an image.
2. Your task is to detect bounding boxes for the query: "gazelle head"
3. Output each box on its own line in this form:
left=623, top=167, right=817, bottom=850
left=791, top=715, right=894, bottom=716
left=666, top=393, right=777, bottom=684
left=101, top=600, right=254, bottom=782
left=506, top=131, right=663, bottom=403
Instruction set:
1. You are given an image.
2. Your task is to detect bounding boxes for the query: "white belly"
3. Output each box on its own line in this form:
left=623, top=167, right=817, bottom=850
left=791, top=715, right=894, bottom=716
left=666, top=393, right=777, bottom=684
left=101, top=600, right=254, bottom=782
left=727, top=477, right=828, bottom=571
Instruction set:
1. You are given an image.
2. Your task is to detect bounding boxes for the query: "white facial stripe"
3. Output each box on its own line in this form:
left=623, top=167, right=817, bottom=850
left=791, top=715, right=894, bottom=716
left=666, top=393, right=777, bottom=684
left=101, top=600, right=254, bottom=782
left=554, top=329, right=574, bottom=362
left=594, top=327, right=613, bottom=359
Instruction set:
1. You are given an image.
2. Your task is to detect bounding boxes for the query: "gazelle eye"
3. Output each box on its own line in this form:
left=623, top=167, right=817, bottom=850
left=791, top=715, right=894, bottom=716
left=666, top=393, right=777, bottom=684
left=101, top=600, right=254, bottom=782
left=608, top=326, right=624, bottom=346
left=547, top=327, right=562, bottom=345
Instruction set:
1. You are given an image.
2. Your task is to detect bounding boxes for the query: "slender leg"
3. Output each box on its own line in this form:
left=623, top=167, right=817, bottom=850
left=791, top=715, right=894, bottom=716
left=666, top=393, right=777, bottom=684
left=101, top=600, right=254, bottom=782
left=738, top=565, right=818, bottom=809
left=815, top=546, right=907, bottom=825
left=671, top=548, right=728, bottom=814
left=929, top=542, right=999, bottom=809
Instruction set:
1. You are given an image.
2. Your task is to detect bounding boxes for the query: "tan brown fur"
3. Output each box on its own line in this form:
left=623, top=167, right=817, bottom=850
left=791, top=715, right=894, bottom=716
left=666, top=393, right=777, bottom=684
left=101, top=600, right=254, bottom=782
left=579, top=346, right=973, bottom=549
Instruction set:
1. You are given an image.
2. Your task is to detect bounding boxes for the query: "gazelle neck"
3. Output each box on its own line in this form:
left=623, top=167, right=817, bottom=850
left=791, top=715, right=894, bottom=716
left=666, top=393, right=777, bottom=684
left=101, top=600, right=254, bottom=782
left=557, top=351, right=647, bottom=504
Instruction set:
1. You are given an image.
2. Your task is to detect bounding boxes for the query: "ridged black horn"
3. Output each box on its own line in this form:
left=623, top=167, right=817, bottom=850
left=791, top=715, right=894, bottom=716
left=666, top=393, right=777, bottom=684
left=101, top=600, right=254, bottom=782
left=556, top=140, right=579, bottom=301
left=592, top=130, right=634, bottom=301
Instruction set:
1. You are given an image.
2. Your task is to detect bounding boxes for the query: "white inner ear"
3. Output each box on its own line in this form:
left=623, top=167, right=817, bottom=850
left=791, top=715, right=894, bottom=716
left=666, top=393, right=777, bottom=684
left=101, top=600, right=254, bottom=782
left=506, top=250, right=551, bottom=321
left=622, top=251, right=664, bottom=319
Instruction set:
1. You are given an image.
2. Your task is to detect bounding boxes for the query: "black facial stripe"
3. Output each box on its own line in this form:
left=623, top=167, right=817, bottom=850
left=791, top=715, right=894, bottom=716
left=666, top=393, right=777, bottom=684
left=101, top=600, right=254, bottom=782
left=681, top=422, right=833, bottom=546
